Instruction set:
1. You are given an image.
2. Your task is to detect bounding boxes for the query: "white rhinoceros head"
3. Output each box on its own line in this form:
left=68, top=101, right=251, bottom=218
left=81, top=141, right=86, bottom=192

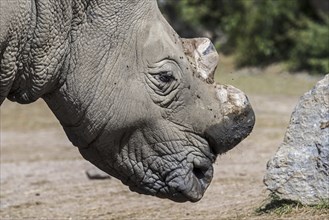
left=42, top=0, right=255, bottom=202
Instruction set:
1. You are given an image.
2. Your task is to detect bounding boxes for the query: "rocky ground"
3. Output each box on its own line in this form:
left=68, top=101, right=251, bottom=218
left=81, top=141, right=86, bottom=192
left=1, top=69, right=328, bottom=219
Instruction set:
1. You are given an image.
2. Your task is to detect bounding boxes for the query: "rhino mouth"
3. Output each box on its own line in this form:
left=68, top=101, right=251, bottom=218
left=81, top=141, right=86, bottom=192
left=121, top=132, right=217, bottom=203
left=127, top=153, right=214, bottom=203
left=172, top=161, right=214, bottom=202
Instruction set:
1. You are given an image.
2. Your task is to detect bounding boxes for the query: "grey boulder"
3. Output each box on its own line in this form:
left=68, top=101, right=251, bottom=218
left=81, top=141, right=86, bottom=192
left=264, top=74, right=329, bottom=205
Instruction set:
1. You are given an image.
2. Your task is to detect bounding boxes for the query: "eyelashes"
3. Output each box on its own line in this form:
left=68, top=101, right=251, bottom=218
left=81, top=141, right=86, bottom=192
left=157, top=71, right=176, bottom=83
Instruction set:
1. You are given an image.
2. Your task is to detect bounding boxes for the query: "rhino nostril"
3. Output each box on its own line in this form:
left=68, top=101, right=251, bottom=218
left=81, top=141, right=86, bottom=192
left=193, top=167, right=206, bottom=180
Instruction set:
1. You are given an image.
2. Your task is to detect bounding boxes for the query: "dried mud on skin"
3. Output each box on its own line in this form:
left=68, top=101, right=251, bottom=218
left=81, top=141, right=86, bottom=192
left=0, top=94, right=327, bottom=219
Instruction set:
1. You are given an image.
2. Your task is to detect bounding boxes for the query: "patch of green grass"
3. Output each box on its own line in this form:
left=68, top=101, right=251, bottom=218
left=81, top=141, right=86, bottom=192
left=313, top=199, right=329, bottom=210
left=256, top=193, right=329, bottom=217
left=256, top=193, right=302, bottom=216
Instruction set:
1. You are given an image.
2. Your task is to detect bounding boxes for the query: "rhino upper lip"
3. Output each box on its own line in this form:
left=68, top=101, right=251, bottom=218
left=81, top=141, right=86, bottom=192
left=159, top=149, right=214, bottom=202
left=172, top=161, right=214, bottom=203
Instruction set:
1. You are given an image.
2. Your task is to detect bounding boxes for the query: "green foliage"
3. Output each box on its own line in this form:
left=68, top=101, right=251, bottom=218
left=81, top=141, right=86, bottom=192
left=235, top=0, right=303, bottom=66
left=289, top=18, right=329, bottom=74
left=159, top=0, right=329, bottom=74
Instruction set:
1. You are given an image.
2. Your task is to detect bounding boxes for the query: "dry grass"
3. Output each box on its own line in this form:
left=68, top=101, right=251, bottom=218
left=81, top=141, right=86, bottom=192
left=216, top=54, right=321, bottom=97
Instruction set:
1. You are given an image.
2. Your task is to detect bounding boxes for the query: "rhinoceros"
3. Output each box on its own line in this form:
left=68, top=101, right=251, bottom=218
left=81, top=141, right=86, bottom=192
left=0, top=0, right=255, bottom=202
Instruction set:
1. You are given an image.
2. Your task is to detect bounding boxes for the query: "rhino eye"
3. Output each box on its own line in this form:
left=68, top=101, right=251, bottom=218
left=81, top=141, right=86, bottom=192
left=158, top=71, right=176, bottom=83
left=145, top=60, right=181, bottom=107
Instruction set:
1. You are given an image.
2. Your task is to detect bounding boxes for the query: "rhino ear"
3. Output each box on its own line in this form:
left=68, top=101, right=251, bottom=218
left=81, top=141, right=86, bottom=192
left=181, top=38, right=219, bottom=83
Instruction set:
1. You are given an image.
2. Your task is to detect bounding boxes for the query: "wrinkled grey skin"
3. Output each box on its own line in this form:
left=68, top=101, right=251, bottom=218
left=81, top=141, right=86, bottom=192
left=0, top=0, right=255, bottom=202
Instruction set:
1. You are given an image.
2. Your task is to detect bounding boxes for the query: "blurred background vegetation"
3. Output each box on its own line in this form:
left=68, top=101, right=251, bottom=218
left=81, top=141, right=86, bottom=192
left=158, top=0, right=329, bottom=74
